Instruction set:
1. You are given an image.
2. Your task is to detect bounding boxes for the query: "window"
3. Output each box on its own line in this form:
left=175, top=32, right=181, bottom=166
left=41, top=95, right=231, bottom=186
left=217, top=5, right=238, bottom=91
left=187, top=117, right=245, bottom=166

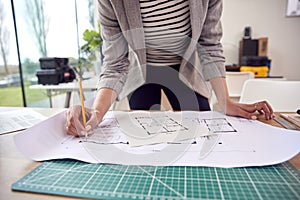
left=0, top=0, right=97, bottom=107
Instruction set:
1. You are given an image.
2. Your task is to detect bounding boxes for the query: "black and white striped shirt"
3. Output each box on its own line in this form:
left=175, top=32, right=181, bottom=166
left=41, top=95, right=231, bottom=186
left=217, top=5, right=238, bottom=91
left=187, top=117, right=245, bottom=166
left=139, top=0, right=191, bottom=66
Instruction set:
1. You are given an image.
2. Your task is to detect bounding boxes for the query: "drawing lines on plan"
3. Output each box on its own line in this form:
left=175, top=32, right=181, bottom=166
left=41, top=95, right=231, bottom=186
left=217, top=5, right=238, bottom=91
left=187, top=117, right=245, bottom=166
left=192, top=118, right=236, bottom=133
left=135, top=116, right=188, bottom=135
left=80, top=118, right=128, bottom=144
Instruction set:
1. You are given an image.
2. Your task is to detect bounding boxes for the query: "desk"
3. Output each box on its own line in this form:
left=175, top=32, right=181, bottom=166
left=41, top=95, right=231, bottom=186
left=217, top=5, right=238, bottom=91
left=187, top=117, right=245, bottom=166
left=0, top=108, right=299, bottom=199
left=0, top=107, right=74, bottom=200
left=29, top=77, right=98, bottom=108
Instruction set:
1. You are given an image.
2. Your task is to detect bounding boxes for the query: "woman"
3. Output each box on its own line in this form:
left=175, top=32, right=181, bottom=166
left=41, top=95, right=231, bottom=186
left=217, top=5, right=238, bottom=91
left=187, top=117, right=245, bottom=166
left=66, top=0, right=273, bottom=136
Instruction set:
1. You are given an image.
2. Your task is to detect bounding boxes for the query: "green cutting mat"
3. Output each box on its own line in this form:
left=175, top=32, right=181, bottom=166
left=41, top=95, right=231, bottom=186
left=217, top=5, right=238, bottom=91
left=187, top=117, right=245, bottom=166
left=12, top=159, right=300, bottom=200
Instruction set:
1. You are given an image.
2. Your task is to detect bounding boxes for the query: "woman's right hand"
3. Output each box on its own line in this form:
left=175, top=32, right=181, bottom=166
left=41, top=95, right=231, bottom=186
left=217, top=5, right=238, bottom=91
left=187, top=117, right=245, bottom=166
left=65, top=88, right=117, bottom=136
left=65, top=105, right=103, bottom=137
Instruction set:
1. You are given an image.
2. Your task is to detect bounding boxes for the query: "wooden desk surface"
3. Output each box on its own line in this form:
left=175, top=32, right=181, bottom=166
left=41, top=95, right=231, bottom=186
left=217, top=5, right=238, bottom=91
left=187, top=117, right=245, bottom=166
left=0, top=108, right=299, bottom=200
left=257, top=113, right=300, bottom=171
left=0, top=107, right=74, bottom=199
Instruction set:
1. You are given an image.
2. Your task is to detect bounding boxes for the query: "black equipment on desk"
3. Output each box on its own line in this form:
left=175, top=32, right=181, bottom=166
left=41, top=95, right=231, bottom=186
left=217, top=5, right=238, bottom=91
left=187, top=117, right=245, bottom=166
left=240, top=56, right=269, bottom=66
left=36, top=57, right=76, bottom=85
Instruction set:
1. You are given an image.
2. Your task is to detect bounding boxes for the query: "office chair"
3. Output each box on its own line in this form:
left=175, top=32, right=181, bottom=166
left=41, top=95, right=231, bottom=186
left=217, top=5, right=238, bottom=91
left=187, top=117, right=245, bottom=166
left=226, top=71, right=255, bottom=98
left=211, top=71, right=255, bottom=110
left=239, top=79, right=300, bottom=112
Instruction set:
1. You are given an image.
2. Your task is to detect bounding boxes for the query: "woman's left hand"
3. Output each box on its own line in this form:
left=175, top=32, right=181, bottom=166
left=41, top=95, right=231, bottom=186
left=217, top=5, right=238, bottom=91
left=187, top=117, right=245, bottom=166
left=224, top=99, right=275, bottom=120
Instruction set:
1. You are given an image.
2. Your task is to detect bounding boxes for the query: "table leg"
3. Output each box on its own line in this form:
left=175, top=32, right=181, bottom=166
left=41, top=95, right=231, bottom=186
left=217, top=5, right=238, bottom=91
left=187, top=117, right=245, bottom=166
left=46, top=89, right=53, bottom=108
left=64, top=92, right=71, bottom=108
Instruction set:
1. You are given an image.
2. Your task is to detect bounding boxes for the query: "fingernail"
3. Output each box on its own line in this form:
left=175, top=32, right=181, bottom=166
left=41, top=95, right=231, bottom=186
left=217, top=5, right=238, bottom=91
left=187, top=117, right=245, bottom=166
left=251, top=115, right=257, bottom=120
left=272, top=114, right=276, bottom=118
left=85, top=125, right=91, bottom=131
left=81, top=130, right=88, bottom=135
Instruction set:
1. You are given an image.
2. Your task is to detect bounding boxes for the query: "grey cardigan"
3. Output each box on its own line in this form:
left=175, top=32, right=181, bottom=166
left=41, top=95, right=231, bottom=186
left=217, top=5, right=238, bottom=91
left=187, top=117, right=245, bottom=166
left=97, top=0, right=225, bottom=100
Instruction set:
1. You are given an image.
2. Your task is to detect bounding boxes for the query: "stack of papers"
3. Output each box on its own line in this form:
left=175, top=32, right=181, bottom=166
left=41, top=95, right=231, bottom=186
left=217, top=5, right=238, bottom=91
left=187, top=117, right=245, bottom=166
left=0, top=109, right=46, bottom=135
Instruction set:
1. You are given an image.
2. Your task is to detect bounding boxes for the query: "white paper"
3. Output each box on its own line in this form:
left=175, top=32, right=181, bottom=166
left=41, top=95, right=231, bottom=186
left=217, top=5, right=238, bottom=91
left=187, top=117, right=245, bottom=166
left=0, top=108, right=46, bottom=134
left=14, top=110, right=97, bottom=162
left=14, top=111, right=300, bottom=167
left=115, top=111, right=211, bottom=146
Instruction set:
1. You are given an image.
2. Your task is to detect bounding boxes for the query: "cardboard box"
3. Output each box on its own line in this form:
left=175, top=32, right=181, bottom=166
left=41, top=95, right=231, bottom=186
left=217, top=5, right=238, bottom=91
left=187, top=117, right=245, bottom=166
left=258, top=37, right=268, bottom=57
left=239, top=37, right=269, bottom=64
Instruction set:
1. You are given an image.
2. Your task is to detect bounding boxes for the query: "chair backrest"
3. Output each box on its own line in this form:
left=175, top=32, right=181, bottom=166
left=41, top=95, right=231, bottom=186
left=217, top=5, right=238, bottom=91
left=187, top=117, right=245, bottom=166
left=226, top=72, right=255, bottom=97
left=239, top=79, right=300, bottom=112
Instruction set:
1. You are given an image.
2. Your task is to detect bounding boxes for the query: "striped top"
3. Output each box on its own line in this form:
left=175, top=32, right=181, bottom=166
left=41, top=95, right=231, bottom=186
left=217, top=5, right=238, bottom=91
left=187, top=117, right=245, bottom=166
left=139, top=0, right=191, bottom=66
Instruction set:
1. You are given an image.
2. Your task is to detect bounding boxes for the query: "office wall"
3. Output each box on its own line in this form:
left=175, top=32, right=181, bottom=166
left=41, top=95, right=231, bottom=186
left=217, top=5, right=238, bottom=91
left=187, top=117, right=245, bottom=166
left=221, top=0, right=300, bottom=80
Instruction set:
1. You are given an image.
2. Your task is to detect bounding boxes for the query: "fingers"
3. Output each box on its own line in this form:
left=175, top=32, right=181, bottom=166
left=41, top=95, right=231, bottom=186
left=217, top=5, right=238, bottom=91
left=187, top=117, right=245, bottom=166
left=65, top=106, right=103, bottom=137
left=235, top=106, right=257, bottom=120
left=86, top=110, right=102, bottom=130
left=65, top=105, right=91, bottom=136
left=224, top=101, right=256, bottom=120
left=225, top=100, right=274, bottom=120
left=65, top=123, right=79, bottom=136
left=253, top=101, right=274, bottom=120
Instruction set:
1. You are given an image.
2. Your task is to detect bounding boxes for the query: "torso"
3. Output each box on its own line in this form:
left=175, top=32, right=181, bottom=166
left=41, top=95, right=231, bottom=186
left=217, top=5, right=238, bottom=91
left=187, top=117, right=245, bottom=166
left=139, top=0, right=192, bottom=66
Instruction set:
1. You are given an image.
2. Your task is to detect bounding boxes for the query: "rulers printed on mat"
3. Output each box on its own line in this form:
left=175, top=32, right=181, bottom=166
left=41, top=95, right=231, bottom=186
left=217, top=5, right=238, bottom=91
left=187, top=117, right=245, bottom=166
left=12, top=160, right=300, bottom=200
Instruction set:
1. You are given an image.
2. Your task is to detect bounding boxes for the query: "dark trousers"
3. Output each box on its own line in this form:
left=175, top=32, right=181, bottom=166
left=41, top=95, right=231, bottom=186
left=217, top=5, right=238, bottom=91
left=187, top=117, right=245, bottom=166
left=128, top=65, right=211, bottom=111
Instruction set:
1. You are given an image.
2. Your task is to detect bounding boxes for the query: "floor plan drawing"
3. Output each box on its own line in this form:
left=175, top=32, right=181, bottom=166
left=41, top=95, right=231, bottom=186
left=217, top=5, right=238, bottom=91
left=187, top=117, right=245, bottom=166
left=189, top=118, right=237, bottom=133
left=135, top=115, right=188, bottom=135
left=115, top=111, right=211, bottom=146
left=80, top=118, right=128, bottom=144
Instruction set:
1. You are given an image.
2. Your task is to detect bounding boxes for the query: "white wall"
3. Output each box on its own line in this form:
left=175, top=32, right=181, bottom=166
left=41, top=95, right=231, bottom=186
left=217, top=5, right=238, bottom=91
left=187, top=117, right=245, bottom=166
left=221, top=0, right=300, bottom=80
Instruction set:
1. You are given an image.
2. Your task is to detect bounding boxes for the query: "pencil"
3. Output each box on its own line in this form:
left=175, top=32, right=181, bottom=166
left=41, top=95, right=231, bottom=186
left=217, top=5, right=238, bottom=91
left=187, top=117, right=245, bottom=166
left=78, top=77, right=87, bottom=139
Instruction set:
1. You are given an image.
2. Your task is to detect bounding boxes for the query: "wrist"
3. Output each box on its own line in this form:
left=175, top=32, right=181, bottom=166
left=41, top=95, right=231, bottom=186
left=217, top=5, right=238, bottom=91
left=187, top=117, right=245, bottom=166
left=92, top=108, right=104, bottom=124
left=217, top=97, right=232, bottom=112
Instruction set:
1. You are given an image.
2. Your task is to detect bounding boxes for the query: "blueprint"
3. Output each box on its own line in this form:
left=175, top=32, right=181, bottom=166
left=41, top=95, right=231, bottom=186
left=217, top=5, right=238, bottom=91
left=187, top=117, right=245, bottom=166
left=114, top=111, right=211, bottom=146
left=14, top=110, right=300, bottom=167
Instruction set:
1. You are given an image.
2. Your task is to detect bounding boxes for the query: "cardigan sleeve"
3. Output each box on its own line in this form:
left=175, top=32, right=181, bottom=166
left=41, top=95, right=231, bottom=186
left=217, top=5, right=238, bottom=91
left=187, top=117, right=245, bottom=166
left=97, top=0, right=130, bottom=96
left=197, top=0, right=226, bottom=81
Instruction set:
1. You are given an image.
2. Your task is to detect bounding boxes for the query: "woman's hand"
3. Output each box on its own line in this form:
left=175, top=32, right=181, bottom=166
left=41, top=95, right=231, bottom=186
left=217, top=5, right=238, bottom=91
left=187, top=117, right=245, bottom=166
left=65, top=105, right=103, bottom=137
left=65, top=88, right=118, bottom=136
left=224, top=99, right=275, bottom=120
left=210, top=77, right=274, bottom=120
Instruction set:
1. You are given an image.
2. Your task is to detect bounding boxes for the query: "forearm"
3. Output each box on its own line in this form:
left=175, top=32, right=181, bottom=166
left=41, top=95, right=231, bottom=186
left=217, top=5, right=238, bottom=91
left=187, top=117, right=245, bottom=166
left=209, top=77, right=274, bottom=120
left=210, top=77, right=230, bottom=111
left=93, top=88, right=118, bottom=121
